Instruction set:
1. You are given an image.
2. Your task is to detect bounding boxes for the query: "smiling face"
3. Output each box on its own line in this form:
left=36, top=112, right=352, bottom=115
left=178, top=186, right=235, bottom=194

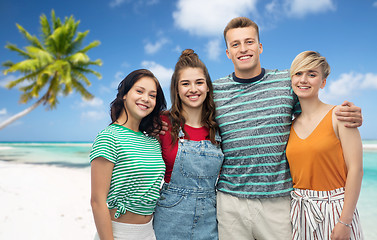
left=178, top=67, right=209, bottom=112
left=291, top=66, right=327, bottom=99
left=123, top=76, right=157, bottom=122
left=225, top=26, right=263, bottom=79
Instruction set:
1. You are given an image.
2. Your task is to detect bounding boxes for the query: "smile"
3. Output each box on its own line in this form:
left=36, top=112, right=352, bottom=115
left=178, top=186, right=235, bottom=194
left=136, top=103, right=149, bottom=110
left=239, top=55, right=252, bottom=60
left=188, top=95, right=200, bottom=100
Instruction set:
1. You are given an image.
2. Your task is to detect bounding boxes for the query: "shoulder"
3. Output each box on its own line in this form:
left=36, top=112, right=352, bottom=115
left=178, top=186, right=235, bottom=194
left=213, top=74, right=233, bottom=84
left=160, top=114, right=171, bottom=125
left=95, top=125, right=118, bottom=140
left=264, top=69, right=290, bottom=78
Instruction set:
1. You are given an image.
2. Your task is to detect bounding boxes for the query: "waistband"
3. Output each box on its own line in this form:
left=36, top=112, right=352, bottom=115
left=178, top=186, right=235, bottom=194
left=291, top=188, right=345, bottom=234
left=161, top=182, right=216, bottom=195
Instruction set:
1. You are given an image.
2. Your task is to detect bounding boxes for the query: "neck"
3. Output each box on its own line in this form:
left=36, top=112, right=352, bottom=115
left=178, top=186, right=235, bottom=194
left=181, top=106, right=203, bottom=128
left=115, top=112, right=141, bottom=132
left=234, top=65, right=262, bottom=79
left=298, top=97, right=326, bottom=118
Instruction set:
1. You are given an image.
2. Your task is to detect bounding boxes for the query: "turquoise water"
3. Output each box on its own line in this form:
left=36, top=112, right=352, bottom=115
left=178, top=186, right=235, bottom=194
left=0, top=142, right=92, bottom=167
left=0, top=140, right=376, bottom=237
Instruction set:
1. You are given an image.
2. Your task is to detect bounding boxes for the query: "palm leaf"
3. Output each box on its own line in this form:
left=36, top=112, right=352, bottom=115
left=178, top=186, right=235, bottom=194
left=16, top=24, right=43, bottom=49
left=1, top=9, right=102, bottom=127
left=40, top=13, right=51, bottom=42
left=80, top=40, right=101, bottom=53
left=5, top=43, right=32, bottom=59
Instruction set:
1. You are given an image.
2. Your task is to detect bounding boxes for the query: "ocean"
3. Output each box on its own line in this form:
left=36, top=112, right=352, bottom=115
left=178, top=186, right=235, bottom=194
left=0, top=140, right=376, bottom=238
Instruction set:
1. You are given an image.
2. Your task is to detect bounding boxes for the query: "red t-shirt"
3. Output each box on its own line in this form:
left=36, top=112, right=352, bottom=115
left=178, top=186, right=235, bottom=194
left=159, top=114, right=210, bottom=183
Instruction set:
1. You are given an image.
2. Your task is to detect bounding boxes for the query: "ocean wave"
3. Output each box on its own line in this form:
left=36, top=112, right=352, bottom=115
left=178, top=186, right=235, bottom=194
left=0, top=146, right=13, bottom=150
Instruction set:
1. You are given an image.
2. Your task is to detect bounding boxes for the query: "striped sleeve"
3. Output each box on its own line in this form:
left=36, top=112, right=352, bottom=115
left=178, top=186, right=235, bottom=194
left=89, top=130, right=118, bottom=164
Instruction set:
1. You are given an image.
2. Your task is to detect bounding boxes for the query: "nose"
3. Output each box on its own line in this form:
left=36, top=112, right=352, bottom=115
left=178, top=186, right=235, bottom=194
left=141, top=93, right=149, bottom=102
left=299, top=75, right=308, bottom=83
left=240, top=43, right=247, bottom=52
left=189, top=83, right=197, bottom=92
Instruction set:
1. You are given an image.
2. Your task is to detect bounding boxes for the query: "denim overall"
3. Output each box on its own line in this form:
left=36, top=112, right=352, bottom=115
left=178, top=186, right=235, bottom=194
left=153, top=129, right=224, bottom=240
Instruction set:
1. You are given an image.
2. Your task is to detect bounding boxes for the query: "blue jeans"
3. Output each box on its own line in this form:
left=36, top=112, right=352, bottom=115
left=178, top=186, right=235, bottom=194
left=153, top=130, right=223, bottom=240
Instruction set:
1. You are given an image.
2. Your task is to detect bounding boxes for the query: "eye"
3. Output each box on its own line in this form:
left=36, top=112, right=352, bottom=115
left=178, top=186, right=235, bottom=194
left=247, top=40, right=254, bottom=44
left=149, top=94, right=156, bottom=99
left=309, top=73, right=317, bottom=77
left=231, top=43, right=239, bottom=48
left=136, top=89, right=143, bottom=94
left=197, top=81, right=205, bottom=85
left=295, top=72, right=302, bottom=76
left=180, top=82, right=189, bottom=86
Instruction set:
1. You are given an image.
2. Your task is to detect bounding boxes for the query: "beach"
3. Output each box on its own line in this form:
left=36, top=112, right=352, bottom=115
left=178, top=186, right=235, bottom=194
left=0, top=161, right=95, bottom=240
left=0, top=142, right=376, bottom=239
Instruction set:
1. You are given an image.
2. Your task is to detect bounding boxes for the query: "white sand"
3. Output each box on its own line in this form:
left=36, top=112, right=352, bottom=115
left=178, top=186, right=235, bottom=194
left=0, top=161, right=96, bottom=239
left=0, top=158, right=375, bottom=239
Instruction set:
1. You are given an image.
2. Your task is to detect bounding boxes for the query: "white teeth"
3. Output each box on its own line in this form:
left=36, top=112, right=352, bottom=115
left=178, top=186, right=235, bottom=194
left=239, top=56, right=251, bottom=60
left=299, top=86, right=310, bottom=89
left=138, top=104, right=148, bottom=109
left=189, top=95, right=199, bottom=100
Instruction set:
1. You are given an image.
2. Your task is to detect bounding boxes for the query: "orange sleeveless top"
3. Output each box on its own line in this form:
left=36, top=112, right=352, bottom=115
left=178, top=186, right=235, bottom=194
left=286, top=108, right=347, bottom=191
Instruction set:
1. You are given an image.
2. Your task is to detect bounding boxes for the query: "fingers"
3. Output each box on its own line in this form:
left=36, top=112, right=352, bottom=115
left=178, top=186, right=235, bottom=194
left=344, top=122, right=362, bottom=128
left=335, top=103, right=363, bottom=128
left=341, top=100, right=354, bottom=107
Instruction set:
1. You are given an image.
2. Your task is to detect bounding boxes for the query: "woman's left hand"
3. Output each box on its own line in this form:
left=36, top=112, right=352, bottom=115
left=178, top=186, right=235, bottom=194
left=330, top=222, right=351, bottom=240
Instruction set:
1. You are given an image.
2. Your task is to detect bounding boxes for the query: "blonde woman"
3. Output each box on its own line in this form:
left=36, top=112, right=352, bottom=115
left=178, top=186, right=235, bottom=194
left=286, top=51, right=363, bottom=239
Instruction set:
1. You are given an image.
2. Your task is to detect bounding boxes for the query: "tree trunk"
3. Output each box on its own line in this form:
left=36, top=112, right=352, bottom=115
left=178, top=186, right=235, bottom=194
left=0, top=96, right=47, bottom=130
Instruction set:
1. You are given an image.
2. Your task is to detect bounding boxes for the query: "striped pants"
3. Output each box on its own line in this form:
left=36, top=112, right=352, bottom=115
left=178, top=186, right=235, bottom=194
left=290, top=188, right=363, bottom=240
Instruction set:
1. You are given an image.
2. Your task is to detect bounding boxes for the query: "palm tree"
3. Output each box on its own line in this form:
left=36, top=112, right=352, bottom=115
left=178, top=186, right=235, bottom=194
left=0, top=10, right=102, bottom=130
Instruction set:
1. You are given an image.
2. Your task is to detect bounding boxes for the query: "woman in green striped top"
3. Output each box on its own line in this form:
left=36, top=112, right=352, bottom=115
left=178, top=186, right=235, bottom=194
left=90, top=69, right=167, bottom=240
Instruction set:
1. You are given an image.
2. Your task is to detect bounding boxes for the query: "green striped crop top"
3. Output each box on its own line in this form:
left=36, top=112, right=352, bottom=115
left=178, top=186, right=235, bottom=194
left=90, top=124, right=165, bottom=218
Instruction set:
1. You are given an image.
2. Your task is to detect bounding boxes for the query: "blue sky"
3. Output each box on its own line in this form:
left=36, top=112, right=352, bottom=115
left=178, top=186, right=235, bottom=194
left=0, top=0, right=376, bottom=142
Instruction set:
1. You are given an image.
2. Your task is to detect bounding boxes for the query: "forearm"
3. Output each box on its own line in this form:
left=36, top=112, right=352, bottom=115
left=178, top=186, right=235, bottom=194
left=340, top=167, right=363, bottom=224
left=91, top=201, right=114, bottom=240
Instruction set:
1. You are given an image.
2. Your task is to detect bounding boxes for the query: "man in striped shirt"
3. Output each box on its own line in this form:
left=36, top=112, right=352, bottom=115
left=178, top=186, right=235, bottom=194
left=214, top=17, right=363, bottom=240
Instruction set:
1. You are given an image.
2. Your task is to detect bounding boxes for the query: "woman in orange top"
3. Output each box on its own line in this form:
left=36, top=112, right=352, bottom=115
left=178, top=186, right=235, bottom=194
left=286, top=51, right=363, bottom=240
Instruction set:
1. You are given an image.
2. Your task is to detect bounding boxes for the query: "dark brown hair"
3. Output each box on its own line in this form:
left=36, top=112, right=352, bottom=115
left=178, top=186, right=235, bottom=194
left=110, top=69, right=166, bottom=135
left=169, top=49, right=218, bottom=144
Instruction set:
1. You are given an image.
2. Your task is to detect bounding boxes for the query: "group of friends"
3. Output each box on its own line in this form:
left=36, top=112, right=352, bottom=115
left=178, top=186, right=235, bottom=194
left=89, top=17, right=364, bottom=240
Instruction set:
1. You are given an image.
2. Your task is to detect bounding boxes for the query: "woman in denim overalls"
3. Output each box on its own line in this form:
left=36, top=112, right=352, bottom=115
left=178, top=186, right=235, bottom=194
left=153, top=49, right=224, bottom=240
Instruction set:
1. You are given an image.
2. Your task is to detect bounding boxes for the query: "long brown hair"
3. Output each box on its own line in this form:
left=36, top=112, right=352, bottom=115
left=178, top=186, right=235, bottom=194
left=109, top=69, right=166, bottom=135
left=169, top=49, right=218, bottom=144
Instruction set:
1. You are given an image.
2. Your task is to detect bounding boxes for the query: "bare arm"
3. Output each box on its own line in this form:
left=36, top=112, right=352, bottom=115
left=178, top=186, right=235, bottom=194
left=334, top=101, right=363, bottom=128
left=91, top=157, right=115, bottom=240
left=331, top=110, right=363, bottom=240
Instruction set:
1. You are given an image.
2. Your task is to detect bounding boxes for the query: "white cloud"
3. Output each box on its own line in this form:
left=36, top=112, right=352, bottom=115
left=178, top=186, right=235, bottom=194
left=81, top=110, right=107, bottom=120
left=144, top=38, right=169, bottom=54
left=80, top=97, right=104, bottom=108
left=0, top=108, right=7, bottom=115
left=373, top=1, right=377, bottom=7
left=109, top=0, right=126, bottom=8
left=174, top=45, right=182, bottom=54
left=0, top=74, right=20, bottom=88
left=141, top=61, right=173, bottom=88
left=360, top=73, right=377, bottom=89
left=266, top=0, right=279, bottom=13
left=206, top=39, right=222, bottom=61
left=320, top=72, right=377, bottom=101
left=285, top=0, right=336, bottom=18
left=173, top=0, right=258, bottom=37
left=113, top=71, right=125, bottom=89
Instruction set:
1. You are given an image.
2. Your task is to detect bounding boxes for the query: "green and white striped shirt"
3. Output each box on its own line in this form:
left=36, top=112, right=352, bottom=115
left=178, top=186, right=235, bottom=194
left=214, top=69, right=299, bottom=198
left=90, top=124, right=165, bottom=217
